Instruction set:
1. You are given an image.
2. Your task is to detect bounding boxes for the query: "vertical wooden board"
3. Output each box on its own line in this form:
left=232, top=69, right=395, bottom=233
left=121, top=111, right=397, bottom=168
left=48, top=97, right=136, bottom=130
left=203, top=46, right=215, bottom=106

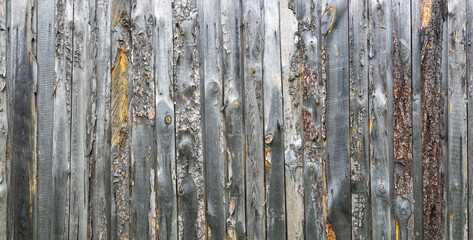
left=110, top=0, right=131, bottom=238
left=392, top=1, right=414, bottom=239
left=221, top=0, right=245, bottom=238
left=368, top=0, right=394, bottom=239
left=299, top=0, right=326, bottom=238
left=411, top=0, right=423, bottom=238
left=349, top=0, right=371, bottom=239
left=262, top=0, right=286, bottom=239
left=279, top=0, right=303, bottom=239
left=90, top=0, right=112, bottom=238
left=129, top=0, right=157, bottom=238
left=7, top=0, right=36, bottom=238
left=242, top=0, right=265, bottom=238
left=322, top=0, right=350, bottom=238
left=447, top=0, right=467, bottom=238
left=173, top=0, right=206, bottom=239
left=467, top=0, right=473, bottom=238
left=199, top=0, right=226, bottom=238
left=0, top=0, right=7, bottom=238
left=36, top=0, right=55, bottom=237
left=154, top=0, right=177, bottom=239
left=419, top=0, right=446, bottom=238
left=441, top=18, right=449, bottom=238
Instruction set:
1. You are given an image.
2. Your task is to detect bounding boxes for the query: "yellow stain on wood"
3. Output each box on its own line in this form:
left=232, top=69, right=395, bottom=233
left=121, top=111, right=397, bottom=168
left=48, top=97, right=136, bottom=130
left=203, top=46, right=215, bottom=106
left=326, top=221, right=336, bottom=240
left=420, top=0, right=433, bottom=28
left=450, top=102, right=452, bottom=113
left=396, top=220, right=399, bottom=240
left=322, top=6, right=336, bottom=34
left=334, top=45, right=338, bottom=56
left=28, top=160, right=36, bottom=220
left=369, top=119, right=373, bottom=133
left=111, top=49, right=129, bottom=147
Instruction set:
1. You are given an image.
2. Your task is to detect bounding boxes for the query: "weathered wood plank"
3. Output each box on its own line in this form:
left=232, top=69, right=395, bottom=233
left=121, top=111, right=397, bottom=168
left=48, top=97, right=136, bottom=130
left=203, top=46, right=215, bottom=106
left=242, top=0, right=265, bottom=238
left=0, top=0, right=7, bottom=238
left=419, top=0, right=447, bottom=238
left=129, top=1, right=157, bottom=238
left=368, top=0, right=394, bottom=238
left=392, top=1, right=413, bottom=239
left=7, top=0, right=36, bottom=238
left=173, top=1, right=206, bottom=239
left=322, top=1, right=350, bottom=238
left=441, top=17, right=449, bottom=238
left=110, top=0, right=131, bottom=238
left=411, top=0, right=423, bottom=238
left=199, top=0, right=226, bottom=238
left=221, top=0, right=245, bottom=238
left=467, top=0, right=473, bottom=238
left=154, top=0, right=178, bottom=239
left=446, top=0, right=467, bottom=238
left=349, top=0, right=371, bottom=239
left=299, top=0, right=326, bottom=238
left=36, top=0, right=55, bottom=237
left=280, top=1, right=303, bottom=239
left=70, top=0, right=92, bottom=237
left=263, top=0, right=286, bottom=239
left=90, top=0, right=112, bottom=238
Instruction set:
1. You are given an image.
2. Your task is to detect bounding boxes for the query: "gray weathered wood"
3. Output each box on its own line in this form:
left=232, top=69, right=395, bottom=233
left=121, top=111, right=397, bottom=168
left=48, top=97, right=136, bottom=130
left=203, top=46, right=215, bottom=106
left=349, top=0, right=371, bottom=238
left=0, top=0, right=7, bottom=238
left=467, top=0, right=473, bottom=238
left=263, top=0, right=286, bottom=239
left=242, top=0, right=265, bottom=238
left=173, top=0, right=206, bottom=239
left=154, top=0, right=178, bottom=239
left=441, top=18, right=449, bottom=238
left=447, top=0, right=467, bottom=238
left=368, top=0, right=394, bottom=238
left=322, top=1, right=351, bottom=238
left=221, top=0, right=245, bottom=238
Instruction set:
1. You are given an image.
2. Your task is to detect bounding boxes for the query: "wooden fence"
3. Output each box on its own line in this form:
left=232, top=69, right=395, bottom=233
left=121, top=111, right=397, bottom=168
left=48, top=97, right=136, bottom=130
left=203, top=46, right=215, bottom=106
left=1, top=0, right=472, bottom=239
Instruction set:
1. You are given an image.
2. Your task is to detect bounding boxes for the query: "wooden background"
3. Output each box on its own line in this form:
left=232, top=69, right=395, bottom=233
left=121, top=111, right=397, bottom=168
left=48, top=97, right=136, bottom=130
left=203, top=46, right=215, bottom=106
left=1, top=0, right=472, bottom=239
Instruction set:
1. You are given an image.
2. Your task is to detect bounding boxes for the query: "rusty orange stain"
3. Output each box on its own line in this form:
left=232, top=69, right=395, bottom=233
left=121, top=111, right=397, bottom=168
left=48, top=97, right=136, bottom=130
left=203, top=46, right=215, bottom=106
left=396, top=220, right=399, bottom=240
left=326, top=221, right=336, bottom=240
left=421, top=0, right=433, bottom=28
left=369, top=119, right=373, bottom=133
left=111, top=49, right=128, bottom=147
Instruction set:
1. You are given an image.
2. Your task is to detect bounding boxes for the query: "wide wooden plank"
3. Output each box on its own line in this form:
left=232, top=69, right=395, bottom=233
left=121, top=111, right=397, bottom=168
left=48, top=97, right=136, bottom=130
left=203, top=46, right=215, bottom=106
left=467, top=0, right=473, bottom=238
left=419, top=0, right=447, bottom=238
left=0, top=0, right=7, bottom=238
left=90, top=0, right=112, bottom=238
left=280, top=1, right=303, bottom=239
left=322, top=1, right=350, bottom=238
left=447, top=0, right=467, bottom=238
left=368, top=0, right=394, bottom=238
left=242, top=0, right=265, bottom=238
left=221, top=0, right=245, bottom=238
left=173, top=0, right=206, bottom=239
left=7, top=0, right=36, bottom=238
left=392, top=1, right=414, bottom=239
left=154, top=0, right=178, bottom=239
left=110, top=0, right=131, bottom=238
left=349, top=0, right=371, bottom=239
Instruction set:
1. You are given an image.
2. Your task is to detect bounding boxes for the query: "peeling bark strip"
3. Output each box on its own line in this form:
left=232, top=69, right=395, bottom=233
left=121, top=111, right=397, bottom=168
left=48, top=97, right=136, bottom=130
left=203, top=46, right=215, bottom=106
left=242, top=0, right=265, bottom=238
left=221, top=0, right=245, bottom=238
left=419, top=0, right=446, bottom=238
left=392, top=0, right=413, bottom=239
left=263, top=0, right=286, bottom=239
left=110, top=0, right=131, bottom=238
left=7, top=0, right=36, bottom=238
left=447, top=0, right=467, bottom=238
left=368, top=0, right=394, bottom=239
left=173, top=0, right=205, bottom=239
left=349, top=0, right=370, bottom=239
left=154, top=0, right=178, bottom=239
left=0, top=0, right=7, bottom=238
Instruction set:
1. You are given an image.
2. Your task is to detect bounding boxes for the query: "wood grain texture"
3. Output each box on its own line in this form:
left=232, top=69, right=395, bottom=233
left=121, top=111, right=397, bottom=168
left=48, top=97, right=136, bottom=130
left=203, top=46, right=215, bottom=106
left=467, top=0, right=473, bottom=238
left=0, top=0, right=7, bottom=238
left=368, top=0, right=394, bottom=239
left=242, top=0, right=265, bottom=238
left=349, top=0, right=371, bottom=239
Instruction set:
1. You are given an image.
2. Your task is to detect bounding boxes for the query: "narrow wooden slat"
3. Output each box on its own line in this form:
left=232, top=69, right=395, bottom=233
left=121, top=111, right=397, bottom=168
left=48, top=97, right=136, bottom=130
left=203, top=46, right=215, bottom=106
left=467, top=0, right=473, bottom=238
left=242, top=0, right=265, bottom=238
left=441, top=17, right=449, bottom=238
left=173, top=1, right=206, bottom=239
left=0, top=0, right=7, bottom=238
left=280, top=1, right=303, bottom=239
left=322, top=1, right=350, bottom=238
left=447, top=0, right=467, bottom=238
left=368, top=0, right=394, bottom=238
left=411, top=0, right=423, bottom=238
left=419, top=0, right=447, bottom=238
left=90, top=0, right=112, bottom=238
left=7, top=0, right=36, bottom=238
left=349, top=0, right=371, bottom=238
left=221, top=0, right=245, bottom=238
left=262, top=0, right=286, bottom=239
left=392, top=1, right=414, bottom=239
left=154, top=0, right=178, bottom=239
left=110, top=0, right=131, bottom=238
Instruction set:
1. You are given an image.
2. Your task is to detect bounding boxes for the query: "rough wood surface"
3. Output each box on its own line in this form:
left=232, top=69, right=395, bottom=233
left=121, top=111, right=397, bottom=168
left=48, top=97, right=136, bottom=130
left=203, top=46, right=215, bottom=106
left=0, top=0, right=7, bottom=238
left=467, top=0, right=473, bottom=238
